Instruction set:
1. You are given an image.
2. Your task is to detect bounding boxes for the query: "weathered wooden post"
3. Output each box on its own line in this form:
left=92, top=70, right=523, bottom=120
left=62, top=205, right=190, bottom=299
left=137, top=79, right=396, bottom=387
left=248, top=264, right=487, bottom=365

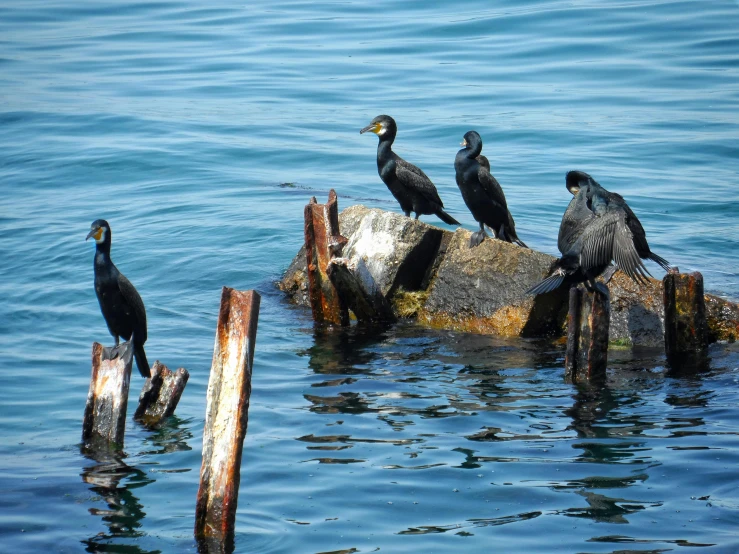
left=327, top=257, right=396, bottom=324
left=304, top=190, right=349, bottom=326
left=565, top=286, right=610, bottom=383
left=195, top=287, right=260, bottom=552
left=134, top=361, right=190, bottom=427
left=663, top=269, right=709, bottom=370
left=82, top=341, right=134, bottom=447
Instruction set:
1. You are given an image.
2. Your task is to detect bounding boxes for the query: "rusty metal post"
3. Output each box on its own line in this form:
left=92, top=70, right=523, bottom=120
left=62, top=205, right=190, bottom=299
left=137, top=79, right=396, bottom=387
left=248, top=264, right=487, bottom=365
left=134, top=361, right=189, bottom=427
left=565, top=286, right=610, bottom=383
left=195, top=287, right=260, bottom=550
left=304, top=189, right=349, bottom=326
left=664, top=270, right=709, bottom=367
left=327, top=257, right=396, bottom=324
left=82, top=341, right=134, bottom=447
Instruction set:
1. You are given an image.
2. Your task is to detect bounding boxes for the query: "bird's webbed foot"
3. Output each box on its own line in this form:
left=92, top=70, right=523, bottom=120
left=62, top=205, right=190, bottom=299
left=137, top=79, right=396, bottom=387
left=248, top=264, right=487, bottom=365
left=469, top=229, right=488, bottom=248
left=583, top=277, right=598, bottom=293
left=601, top=264, right=618, bottom=284
left=404, top=210, right=411, bottom=218
left=585, top=278, right=608, bottom=297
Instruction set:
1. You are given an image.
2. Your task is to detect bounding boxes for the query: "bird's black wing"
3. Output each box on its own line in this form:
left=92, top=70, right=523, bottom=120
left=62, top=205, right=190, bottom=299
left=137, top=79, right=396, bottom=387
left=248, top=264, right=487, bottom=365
left=579, top=212, right=651, bottom=283
left=396, top=158, right=444, bottom=206
left=558, top=190, right=594, bottom=254
left=477, top=166, right=508, bottom=209
left=615, top=196, right=652, bottom=254
left=118, top=273, right=148, bottom=342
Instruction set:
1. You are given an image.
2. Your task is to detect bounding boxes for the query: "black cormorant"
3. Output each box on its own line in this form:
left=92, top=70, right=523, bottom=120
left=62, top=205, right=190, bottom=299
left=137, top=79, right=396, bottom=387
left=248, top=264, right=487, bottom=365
left=566, top=170, right=671, bottom=274
left=86, top=219, right=150, bottom=377
left=527, top=171, right=670, bottom=295
left=360, top=115, right=460, bottom=225
left=454, top=130, right=527, bottom=248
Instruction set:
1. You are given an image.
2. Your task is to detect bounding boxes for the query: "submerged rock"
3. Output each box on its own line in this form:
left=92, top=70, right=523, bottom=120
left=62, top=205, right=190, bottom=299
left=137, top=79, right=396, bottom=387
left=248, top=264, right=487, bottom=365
left=278, top=205, right=739, bottom=348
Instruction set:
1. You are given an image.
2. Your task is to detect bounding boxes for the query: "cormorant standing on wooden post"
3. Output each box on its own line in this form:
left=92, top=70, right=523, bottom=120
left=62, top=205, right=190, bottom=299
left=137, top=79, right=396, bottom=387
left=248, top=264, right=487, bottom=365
left=528, top=171, right=670, bottom=295
left=87, top=219, right=150, bottom=377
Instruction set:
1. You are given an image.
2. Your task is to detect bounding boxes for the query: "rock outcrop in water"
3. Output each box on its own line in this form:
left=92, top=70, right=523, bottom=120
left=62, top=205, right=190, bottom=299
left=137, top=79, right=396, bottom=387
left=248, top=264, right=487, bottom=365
left=278, top=205, right=739, bottom=347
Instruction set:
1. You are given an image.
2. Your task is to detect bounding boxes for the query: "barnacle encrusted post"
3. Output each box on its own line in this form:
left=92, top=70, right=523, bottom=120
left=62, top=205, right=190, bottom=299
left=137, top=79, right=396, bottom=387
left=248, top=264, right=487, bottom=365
left=134, top=361, right=189, bottom=427
left=82, top=341, right=134, bottom=447
left=195, top=287, right=260, bottom=550
left=304, top=189, right=349, bottom=326
left=663, top=270, right=709, bottom=371
left=565, top=286, right=610, bottom=383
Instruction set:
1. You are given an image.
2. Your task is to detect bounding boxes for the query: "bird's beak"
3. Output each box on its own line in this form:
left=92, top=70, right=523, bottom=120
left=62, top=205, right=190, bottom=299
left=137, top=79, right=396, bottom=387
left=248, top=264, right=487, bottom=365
left=460, top=139, right=467, bottom=147
left=360, top=123, right=380, bottom=135
left=86, top=227, right=101, bottom=241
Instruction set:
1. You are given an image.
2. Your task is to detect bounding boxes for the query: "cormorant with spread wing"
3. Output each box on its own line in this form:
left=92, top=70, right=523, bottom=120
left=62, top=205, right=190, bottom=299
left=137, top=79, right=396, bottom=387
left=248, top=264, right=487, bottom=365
left=360, top=115, right=459, bottom=225
left=528, top=171, right=670, bottom=294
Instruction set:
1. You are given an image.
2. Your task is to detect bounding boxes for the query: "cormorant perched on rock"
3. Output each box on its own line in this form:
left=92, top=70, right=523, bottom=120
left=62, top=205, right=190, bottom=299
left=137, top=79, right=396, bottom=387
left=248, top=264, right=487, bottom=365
left=527, top=171, right=670, bottom=295
left=454, top=130, right=527, bottom=248
left=360, top=115, right=460, bottom=225
left=86, top=219, right=150, bottom=377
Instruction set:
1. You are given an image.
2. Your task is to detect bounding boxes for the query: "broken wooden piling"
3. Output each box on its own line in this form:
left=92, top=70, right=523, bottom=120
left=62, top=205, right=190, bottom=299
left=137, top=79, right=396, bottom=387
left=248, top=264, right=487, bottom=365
left=664, top=270, right=709, bottom=369
left=82, top=341, right=134, bottom=447
left=304, top=190, right=349, bottom=326
left=195, top=287, right=260, bottom=549
left=327, top=257, right=396, bottom=324
left=565, top=286, right=610, bottom=383
left=134, top=361, right=189, bottom=427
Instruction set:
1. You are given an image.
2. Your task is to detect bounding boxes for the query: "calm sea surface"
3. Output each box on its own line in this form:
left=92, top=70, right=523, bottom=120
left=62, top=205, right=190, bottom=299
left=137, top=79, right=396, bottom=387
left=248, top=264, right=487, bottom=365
left=2, top=0, right=739, bottom=552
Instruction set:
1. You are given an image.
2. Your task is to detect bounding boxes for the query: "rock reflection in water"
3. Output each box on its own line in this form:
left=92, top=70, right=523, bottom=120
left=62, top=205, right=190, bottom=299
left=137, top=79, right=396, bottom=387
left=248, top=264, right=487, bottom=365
left=300, top=327, right=387, bottom=376
left=293, top=320, right=739, bottom=545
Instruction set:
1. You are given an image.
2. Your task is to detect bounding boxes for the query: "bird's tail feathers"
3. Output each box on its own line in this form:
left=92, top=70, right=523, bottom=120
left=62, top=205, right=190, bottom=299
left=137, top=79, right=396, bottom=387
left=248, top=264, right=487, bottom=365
left=134, top=343, right=151, bottom=378
left=436, top=209, right=460, bottom=226
left=649, top=252, right=671, bottom=272
left=498, top=224, right=528, bottom=248
left=526, top=272, right=565, bottom=296
left=513, top=236, right=528, bottom=248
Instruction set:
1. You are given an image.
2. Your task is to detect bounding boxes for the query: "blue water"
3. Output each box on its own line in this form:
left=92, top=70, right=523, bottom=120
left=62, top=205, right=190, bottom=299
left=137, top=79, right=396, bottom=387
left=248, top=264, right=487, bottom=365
left=2, top=0, right=739, bottom=552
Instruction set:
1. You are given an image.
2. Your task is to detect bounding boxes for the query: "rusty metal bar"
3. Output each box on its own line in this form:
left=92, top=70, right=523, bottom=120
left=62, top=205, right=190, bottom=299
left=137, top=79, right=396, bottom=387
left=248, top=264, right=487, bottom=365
left=134, top=361, right=189, bottom=427
left=664, top=270, right=709, bottom=366
left=565, top=286, right=610, bottom=383
left=82, top=341, right=134, bottom=447
left=304, top=189, right=349, bottom=326
left=195, top=287, right=260, bottom=549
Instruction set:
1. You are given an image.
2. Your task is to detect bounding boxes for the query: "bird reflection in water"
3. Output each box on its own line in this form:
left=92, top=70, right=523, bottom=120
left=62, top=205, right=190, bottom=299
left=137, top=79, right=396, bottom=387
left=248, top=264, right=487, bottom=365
left=79, top=445, right=157, bottom=554
left=561, top=382, right=659, bottom=524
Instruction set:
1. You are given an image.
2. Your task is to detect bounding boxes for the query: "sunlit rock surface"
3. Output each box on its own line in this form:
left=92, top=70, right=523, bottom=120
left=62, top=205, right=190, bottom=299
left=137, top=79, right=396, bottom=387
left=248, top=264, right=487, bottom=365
left=278, top=205, right=739, bottom=348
